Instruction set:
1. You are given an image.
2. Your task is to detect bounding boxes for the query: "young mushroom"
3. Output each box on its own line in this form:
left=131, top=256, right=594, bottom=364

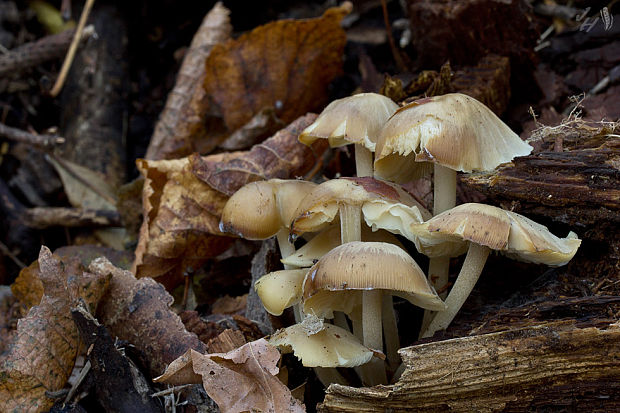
left=373, top=93, right=533, bottom=298
left=219, top=179, right=316, bottom=263
left=299, top=92, right=399, bottom=176
left=302, top=241, right=446, bottom=384
left=415, top=203, right=582, bottom=339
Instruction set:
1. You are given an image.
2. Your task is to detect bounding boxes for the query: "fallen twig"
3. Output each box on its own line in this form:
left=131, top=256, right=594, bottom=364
left=0, top=122, right=64, bottom=147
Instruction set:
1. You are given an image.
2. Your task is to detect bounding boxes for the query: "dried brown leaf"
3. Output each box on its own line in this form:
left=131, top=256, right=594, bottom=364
left=202, top=3, right=349, bottom=136
left=0, top=247, right=110, bottom=413
left=146, top=2, right=233, bottom=160
left=156, top=340, right=305, bottom=413
left=134, top=114, right=327, bottom=286
left=91, top=257, right=207, bottom=376
left=191, top=113, right=325, bottom=196
left=11, top=245, right=132, bottom=310
left=132, top=156, right=234, bottom=287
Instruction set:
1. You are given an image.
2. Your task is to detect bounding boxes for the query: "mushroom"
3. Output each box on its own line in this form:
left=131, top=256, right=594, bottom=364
left=220, top=179, right=316, bottom=262
left=302, top=241, right=446, bottom=384
left=299, top=93, right=399, bottom=176
left=415, top=203, right=581, bottom=338
left=373, top=93, right=533, bottom=297
left=254, top=269, right=307, bottom=316
left=269, top=321, right=377, bottom=369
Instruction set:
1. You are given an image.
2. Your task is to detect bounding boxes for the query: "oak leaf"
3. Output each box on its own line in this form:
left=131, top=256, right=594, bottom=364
left=155, top=339, right=305, bottom=413
left=0, top=247, right=110, bottom=413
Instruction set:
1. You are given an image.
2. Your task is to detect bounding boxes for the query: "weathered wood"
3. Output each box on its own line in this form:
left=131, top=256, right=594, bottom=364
left=461, top=135, right=620, bottom=227
left=320, top=320, right=620, bottom=412
left=23, top=207, right=121, bottom=229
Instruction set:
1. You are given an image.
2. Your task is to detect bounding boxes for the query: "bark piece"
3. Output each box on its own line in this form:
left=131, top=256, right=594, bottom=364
left=407, top=0, right=538, bottom=68
left=460, top=133, right=620, bottom=227
left=71, top=304, right=163, bottom=413
left=320, top=321, right=620, bottom=412
left=23, top=207, right=121, bottom=229
left=245, top=238, right=281, bottom=335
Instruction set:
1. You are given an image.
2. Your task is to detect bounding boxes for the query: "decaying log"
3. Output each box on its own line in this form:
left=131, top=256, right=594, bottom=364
left=460, top=134, right=619, bottom=227
left=320, top=320, right=620, bottom=412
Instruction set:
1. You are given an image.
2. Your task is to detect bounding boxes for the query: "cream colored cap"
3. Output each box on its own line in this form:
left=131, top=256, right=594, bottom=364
left=220, top=179, right=316, bottom=240
left=302, top=241, right=446, bottom=318
left=299, top=93, right=398, bottom=151
left=410, top=203, right=581, bottom=265
left=269, top=321, right=374, bottom=368
left=290, top=177, right=430, bottom=237
left=374, top=93, right=533, bottom=182
left=255, top=269, right=307, bottom=316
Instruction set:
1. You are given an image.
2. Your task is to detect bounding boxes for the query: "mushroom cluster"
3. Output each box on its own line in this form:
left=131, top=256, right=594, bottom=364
left=219, top=92, right=582, bottom=388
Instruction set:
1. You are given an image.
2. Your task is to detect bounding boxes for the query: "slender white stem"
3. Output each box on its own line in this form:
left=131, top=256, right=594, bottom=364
left=276, top=229, right=295, bottom=269
left=313, top=367, right=348, bottom=387
left=420, top=255, right=451, bottom=332
left=339, top=204, right=361, bottom=244
left=333, top=311, right=350, bottom=331
left=363, top=289, right=387, bottom=385
left=382, top=294, right=400, bottom=373
left=420, top=243, right=490, bottom=338
left=354, top=144, right=373, bottom=177
left=433, top=164, right=457, bottom=215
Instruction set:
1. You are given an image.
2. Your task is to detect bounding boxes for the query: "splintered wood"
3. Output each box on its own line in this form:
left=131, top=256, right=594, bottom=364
left=320, top=321, right=620, bottom=412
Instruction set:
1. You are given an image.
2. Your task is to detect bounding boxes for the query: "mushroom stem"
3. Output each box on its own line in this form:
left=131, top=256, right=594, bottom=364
left=339, top=203, right=387, bottom=384
left=339, top=203, right=361, bottom=243
left=420, top=255, right=450, bottom=332
left=276, top=228, right=303, bottom=322
left=382, top=294, right=400, bottom=373
left=433, top=164, right=457, bottom=215
left=276, top=228, right=296, bottom=269
left=314, top=367, right=349, bottom=387
left=420, top=243, right=490, bottom=338
left=355, top=144, right=374, bottom=177
left=363, top=289, right=387, bottom=385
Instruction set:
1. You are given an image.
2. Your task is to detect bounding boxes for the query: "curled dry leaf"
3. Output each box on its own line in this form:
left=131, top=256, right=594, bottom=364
left=146, top=2, right=233, bottom=160
left=134, top=114, right=327, bottom=286
left=91, top=257, right=207, bottom=377
left=155, top=339, right=305, bottom=413
left=0, top=247, right=110, bottom=413
left=191, top=113, right=324, bottom=196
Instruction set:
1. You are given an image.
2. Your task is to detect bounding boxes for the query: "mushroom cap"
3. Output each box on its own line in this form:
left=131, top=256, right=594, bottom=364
left=269, top=322, right=374, bottom=368
left=220, top=179, right=316, bottom=240
left=299, top=93, right=399, bottom=151
left=281, top=224, right=405, bottom=268
left=374, top=93, right=533, bottom=182
left=409, top=203, right=581, bottom=265
left=255, top=269, right=307, bottom=316
left=302, top=241, right=446, bottom=318
left=290, top=177, right=431, bottom=237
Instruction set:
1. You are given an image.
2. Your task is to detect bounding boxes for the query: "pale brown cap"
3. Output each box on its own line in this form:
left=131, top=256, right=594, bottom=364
left=409, top=203, right=581, bottom=265
left=255, top=269, right=307, bottom=316
left=290, top=177, right=430, bottom=237
left=269, top=321, right=374, bottom=368
left=302, top=241, right=446, bottom=318
left=299, top=93, right=398, bottom=151
left=220, top=179, right=316, bottom=240
left=374, top=93, right=533, bottom=182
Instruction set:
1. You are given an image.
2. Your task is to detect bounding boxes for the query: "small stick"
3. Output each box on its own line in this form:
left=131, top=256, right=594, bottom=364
left=380, top=0, right=407, bottom=72
left=23, top=207, right=121, bottom=228
left=0, top=240, right=26, bottom=268
left=0, top=122, right=64, bottom=147
left=49, top=0, right=96, bottom=97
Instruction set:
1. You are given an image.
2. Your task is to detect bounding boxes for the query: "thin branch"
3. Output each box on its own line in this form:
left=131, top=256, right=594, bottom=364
left=0, top=122, right=65, bottom=147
